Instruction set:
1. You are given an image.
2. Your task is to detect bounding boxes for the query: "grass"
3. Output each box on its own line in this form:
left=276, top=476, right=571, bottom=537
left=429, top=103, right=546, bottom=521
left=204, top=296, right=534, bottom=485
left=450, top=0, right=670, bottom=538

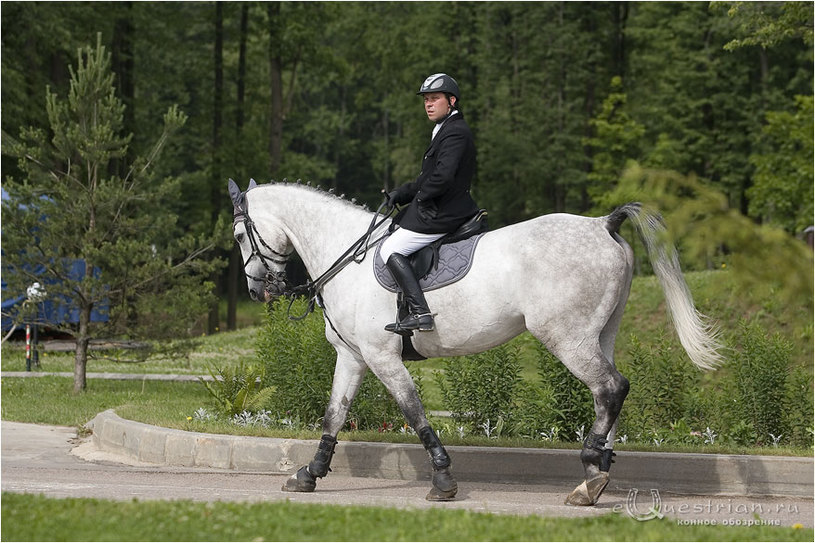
left=0, top=320, right=261, bottom=376
left=2, top=493, right=812, bottom=542
left=0, top=375, right=809, bottom=456
left=0, top=376, right=209, bottom=430
left=0, top=299, right=266, bottom=375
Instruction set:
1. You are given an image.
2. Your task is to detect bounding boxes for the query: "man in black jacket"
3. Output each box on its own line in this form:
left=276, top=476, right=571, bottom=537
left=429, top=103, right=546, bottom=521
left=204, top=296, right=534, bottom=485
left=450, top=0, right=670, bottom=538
left=380, top=73, right=480, bottom=334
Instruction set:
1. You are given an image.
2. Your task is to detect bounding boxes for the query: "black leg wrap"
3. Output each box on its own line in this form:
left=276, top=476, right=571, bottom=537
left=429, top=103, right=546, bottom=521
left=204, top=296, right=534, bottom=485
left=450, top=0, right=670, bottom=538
left=580, top=432, right=608, bottom=469
left=419, top=426, right=457, bottom=501
left=600, top=448, right=616, bottom=472
left=307, top=434, right=337, bottom=479
left=418, top=426, right=451, bottom=470
left=567, top=432, right=613, bottom=506
left=583, top=432, right=608, bottom=452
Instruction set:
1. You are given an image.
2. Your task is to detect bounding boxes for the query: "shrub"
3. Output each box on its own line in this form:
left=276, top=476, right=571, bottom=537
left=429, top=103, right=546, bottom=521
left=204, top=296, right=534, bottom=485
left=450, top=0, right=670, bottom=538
left=256, top=298, right=335, bottom=424
left=510, top=381, right=562, bottom=439
left=731, top=319, right=791, bottom=445
left=435, top=343, right=522, bottom=435
left=255, top=297, right=410, bottom=431
left=346, top=370, right=421, bottom=431
left=534, top=342, right=595, bottom=435
left=784, top=366, right=814, bottom=448
left=201, top=361, right=275, bottom=418
left=617, top=332, right=698, bottom=438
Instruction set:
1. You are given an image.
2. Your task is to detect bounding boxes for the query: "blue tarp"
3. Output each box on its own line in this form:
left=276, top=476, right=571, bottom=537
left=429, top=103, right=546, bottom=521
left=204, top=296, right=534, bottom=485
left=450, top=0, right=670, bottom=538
left=1, top=187, right=109, bottom=331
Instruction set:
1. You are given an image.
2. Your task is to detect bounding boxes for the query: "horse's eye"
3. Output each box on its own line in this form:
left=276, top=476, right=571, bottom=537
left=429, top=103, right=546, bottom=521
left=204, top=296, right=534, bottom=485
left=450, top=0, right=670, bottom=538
left=235, top=233, right=245, bottom=244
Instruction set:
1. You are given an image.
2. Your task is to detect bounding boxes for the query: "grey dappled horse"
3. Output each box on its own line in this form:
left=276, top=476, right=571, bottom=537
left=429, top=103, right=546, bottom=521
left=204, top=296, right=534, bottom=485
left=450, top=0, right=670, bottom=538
left=228, top=179, right=722, bottom=505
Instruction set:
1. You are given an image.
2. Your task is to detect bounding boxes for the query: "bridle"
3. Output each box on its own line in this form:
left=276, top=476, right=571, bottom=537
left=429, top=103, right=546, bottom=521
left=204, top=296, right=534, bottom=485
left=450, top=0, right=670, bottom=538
left=232, top=204, right=293, bottom=296
left=232, top=187, right=395, bottom=355
left=232, top=191, right=395, bottom=320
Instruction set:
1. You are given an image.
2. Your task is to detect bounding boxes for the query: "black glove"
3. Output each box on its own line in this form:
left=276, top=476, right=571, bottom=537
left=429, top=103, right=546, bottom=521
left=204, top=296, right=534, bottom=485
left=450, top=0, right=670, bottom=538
left=386, top=185, right=414, bottom=207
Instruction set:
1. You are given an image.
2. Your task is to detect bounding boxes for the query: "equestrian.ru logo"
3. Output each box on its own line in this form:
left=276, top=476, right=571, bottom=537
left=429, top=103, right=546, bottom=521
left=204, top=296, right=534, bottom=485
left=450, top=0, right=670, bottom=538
left=626, top=488, right=664, bottom=521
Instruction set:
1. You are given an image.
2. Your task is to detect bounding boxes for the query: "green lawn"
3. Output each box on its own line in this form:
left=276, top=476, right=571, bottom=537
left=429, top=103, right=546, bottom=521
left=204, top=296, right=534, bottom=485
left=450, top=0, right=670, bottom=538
left=2, top=493, right=811, bottom=542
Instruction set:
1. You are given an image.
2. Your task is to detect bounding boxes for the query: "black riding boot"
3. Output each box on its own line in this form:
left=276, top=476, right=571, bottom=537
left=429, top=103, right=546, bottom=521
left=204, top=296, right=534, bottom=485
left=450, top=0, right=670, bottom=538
left=384, top=254, right=435, bottom=334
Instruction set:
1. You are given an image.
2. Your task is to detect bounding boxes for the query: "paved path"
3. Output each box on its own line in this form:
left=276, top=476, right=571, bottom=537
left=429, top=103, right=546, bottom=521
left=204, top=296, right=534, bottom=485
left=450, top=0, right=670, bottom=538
left=2, top=420, right=812, bottom=528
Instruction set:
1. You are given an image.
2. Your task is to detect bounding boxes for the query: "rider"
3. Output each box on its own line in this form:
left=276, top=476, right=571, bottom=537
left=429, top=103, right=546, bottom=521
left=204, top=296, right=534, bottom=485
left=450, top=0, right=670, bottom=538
left=379, top=73, right=480, bottom=334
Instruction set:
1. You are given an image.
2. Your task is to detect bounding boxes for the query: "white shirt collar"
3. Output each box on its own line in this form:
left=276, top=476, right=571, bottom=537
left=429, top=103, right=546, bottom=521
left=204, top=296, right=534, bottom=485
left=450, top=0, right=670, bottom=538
left=432, top=109, right=459, bottom=140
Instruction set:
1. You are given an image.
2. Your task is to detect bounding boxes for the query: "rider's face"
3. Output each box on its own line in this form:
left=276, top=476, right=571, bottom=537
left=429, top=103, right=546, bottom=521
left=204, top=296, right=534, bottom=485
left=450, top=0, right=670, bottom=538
left=423, top=92, right=454, bottom=122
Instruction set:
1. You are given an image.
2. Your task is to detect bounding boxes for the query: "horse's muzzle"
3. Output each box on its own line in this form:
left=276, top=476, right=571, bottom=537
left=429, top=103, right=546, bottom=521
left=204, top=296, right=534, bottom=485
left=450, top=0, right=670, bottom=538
left=255, top=270, right=289, bottom=302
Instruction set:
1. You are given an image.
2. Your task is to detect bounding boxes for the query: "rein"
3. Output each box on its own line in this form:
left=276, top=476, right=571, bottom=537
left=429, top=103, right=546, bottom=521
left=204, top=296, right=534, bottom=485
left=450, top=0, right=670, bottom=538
left=287, top=199, right=395, bottom=320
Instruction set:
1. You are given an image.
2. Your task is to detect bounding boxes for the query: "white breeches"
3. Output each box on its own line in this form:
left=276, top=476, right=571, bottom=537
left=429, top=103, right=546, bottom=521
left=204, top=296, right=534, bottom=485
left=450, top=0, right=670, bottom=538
left=378, top=227, right=445, bottom=263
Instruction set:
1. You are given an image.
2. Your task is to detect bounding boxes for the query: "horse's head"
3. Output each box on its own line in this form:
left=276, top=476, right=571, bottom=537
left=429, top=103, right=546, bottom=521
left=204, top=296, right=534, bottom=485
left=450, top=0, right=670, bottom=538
left=228, top=178, right=293, bottom=302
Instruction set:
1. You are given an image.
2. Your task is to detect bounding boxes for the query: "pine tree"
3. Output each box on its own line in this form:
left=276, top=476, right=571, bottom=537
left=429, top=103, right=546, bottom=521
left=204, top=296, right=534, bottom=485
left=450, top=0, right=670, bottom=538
left=2, top=36, right=222, bottom=392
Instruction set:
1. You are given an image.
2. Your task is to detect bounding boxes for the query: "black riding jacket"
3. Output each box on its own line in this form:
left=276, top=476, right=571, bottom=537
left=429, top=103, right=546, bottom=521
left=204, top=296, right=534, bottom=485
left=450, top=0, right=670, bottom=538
left=392, top=113, right=479, bottom=234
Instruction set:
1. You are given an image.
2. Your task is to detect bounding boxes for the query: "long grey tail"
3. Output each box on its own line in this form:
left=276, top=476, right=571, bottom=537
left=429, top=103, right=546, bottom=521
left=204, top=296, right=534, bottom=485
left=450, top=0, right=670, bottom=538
left=607, top=203, right=723, bottom=370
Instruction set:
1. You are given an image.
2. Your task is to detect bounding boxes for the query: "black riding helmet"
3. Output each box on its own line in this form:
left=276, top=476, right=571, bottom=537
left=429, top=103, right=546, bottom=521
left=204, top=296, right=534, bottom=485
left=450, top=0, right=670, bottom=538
left=417, top=73, right=460, bottom=103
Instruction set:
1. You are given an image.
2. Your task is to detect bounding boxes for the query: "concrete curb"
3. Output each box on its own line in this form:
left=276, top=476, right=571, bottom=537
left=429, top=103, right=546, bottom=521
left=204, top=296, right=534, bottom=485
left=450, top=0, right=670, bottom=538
left=86, top=410, right=813, bottom=498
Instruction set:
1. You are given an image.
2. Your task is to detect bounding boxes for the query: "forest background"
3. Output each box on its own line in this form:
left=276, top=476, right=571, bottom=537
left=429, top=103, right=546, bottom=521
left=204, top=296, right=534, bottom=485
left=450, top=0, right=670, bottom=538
left=2, top=1, right=812, bottom=333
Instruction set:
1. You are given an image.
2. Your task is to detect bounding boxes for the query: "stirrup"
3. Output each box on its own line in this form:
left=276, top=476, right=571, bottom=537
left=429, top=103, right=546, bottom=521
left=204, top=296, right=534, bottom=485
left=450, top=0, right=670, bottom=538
left=385, top=313, right=435, bottom=334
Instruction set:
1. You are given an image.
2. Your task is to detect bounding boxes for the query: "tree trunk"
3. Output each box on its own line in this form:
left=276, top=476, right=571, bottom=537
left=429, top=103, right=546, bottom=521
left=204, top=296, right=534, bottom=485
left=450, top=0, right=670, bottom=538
left=382, top=105, right=389, bottom=192
left=612, top=2, right=628, bottom=77
left=227, top=3, right=249, bottom=332
left=73, top=304, right=91, bottom=393
left=268, top=2, right=283, bottom=178
left=111, top=1, right=135, bottom=177
left=208, top=2, right=224, bottom=335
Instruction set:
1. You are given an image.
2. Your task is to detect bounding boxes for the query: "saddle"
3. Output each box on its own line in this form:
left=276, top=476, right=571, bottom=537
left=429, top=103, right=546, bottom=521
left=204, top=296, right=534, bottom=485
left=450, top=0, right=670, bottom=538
left=374, top=210, right=489, bottom=293
left=413, top=209, right=489, bottom=281
left=374, top=210, right=488, bottom=362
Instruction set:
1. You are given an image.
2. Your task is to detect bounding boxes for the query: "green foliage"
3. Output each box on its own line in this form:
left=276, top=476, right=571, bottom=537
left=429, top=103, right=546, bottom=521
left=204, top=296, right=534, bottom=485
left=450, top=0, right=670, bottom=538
left=784, top=366, right=815, bottom=447
left=433, top=313, right=811, bottom=449
left=435, top=343, right=522, bottom=435
left=730, top=320, right=792, bottom=445
left=255, top=298, right=410, bottom=430
left=747, top=95, right=814, bottom=233
left=202, top=362, right=275, bottom=418
left=1, top=34, right=219, bottom=387
left=504, top=340, right=596, bottom=441
left=584, top=76, right=646, bottom=203
left=2, top=3, right=812, bottom=233
left=715, top=1, right=814, bottom=50
left=255, top=298, right=336, bottom=424
left=347, top=371, right=416, bottom=433
left=600, top=164, right=814, bottom=304
left=618, top=333, right=699, bottom=436
left=534, top=342, right=595, bottom=433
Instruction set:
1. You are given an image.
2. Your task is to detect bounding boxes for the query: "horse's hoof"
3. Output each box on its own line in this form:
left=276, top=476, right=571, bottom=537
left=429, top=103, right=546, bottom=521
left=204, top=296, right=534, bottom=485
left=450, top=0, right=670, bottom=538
left=281, top=466, right=316, bottom=493
left=426, top=486, right=458, bottom=501
left=564, top=472, right=609, bottom=506
left=426, top=467, right=458, bottom=501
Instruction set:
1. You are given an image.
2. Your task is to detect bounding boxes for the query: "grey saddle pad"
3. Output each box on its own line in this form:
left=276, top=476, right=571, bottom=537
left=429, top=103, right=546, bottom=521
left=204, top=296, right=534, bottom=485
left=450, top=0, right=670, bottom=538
left=373, top=233, right=484, bottom=293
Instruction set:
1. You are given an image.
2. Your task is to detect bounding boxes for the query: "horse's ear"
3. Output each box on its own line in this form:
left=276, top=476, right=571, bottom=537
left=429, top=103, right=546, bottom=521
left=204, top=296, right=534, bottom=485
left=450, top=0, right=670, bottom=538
left=248, top=178, right=258, bottom=190
left=228, top=178, right=242, bottom=206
